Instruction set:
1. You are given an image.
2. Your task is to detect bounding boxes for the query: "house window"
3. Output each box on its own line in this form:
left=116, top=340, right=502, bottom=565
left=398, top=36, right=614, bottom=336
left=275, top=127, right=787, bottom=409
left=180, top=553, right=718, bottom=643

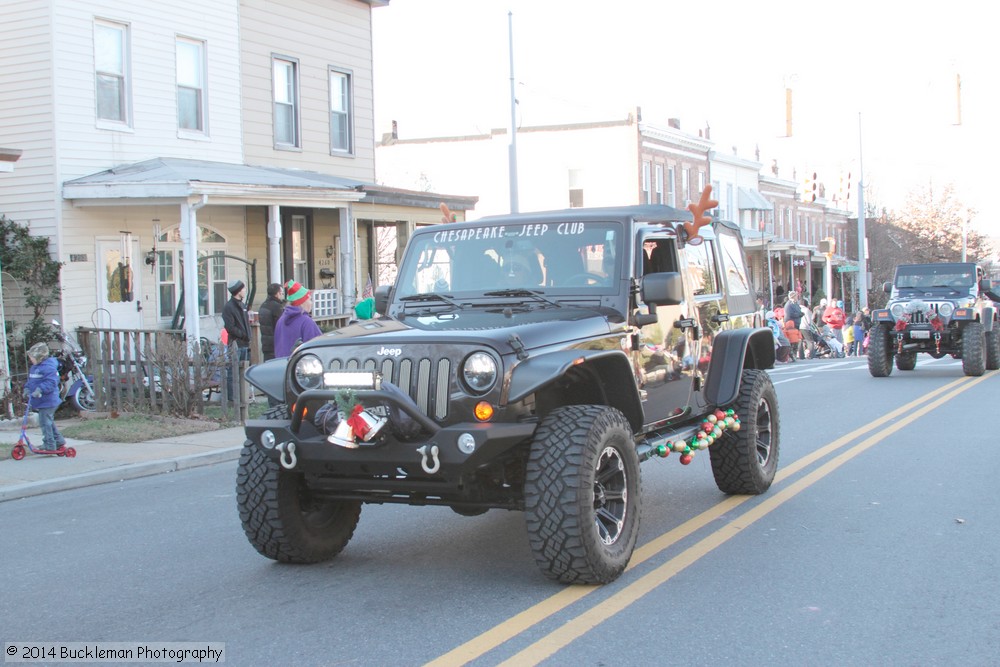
left=273, top=56, right=300, bottom=147
left=373, top=223, right=400, bottom=288
left=176, top=37, right=206, bottom=132
left=682, top=168, right=691, bottom=205
left=667, top=166, right=676, bottom=207
left=655, top=165, right=664, bottom=204
left=95, top=20, right=130, bottom=125
left=642, top=161, right=651, bottom=204
left=698, top=171, right=706, bottom=197
left=329, top=68, right=353, bottom=154
left=291, top=215, right=308, bottom=283
left=155, top=226, right=228, bottom=319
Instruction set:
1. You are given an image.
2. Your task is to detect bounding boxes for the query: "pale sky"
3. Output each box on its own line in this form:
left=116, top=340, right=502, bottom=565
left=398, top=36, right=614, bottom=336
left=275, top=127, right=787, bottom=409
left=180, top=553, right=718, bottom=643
left=372, top=0, right=998, bottom=232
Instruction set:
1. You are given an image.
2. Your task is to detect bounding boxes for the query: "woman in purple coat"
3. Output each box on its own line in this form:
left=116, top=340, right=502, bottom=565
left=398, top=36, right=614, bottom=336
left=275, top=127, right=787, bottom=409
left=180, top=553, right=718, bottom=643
left=273, top=280, right=323, bottom=358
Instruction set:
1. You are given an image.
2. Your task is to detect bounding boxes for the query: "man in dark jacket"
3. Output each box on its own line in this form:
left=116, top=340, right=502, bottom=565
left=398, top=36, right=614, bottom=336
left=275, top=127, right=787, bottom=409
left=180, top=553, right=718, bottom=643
left=221, top=279, right=251, bottom=401
left=257, top=282, right=285, bottom=361
left=784, top=292, right=804, bottom=329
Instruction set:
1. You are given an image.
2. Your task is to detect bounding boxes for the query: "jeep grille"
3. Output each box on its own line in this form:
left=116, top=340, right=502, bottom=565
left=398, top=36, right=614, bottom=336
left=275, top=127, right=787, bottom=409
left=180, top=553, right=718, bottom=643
left=328, top=356, right=452, bottom=421
left=907, top=303, right=942, bottom=324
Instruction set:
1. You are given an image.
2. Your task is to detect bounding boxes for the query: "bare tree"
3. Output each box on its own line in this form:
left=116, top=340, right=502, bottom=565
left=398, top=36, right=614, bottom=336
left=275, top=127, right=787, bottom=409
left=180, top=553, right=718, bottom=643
left=865, top=182, right=993, bottom=308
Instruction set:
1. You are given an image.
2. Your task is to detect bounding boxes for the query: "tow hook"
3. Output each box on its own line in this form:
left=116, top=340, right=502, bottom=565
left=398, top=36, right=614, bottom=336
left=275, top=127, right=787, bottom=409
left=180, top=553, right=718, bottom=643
left=417, top=444, right=440, bottom=474
left=277, top=442, right=297, bottom=470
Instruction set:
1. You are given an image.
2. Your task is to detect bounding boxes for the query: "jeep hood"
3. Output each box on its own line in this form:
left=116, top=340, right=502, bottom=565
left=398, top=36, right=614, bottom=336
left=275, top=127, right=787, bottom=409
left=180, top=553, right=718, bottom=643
left=297, top=306, right=623, bottom=354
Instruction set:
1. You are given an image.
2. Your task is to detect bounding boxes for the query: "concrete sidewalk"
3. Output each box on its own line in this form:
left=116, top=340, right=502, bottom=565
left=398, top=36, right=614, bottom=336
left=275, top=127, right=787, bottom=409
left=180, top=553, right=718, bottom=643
left=0, top=418, right=245, bottom=502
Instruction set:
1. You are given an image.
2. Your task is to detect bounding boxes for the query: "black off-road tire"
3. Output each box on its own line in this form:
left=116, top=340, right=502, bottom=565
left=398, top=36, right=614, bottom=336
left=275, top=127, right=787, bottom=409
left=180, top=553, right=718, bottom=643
left=895, top=352, right=917, bottom=371
left=264, top=403, right=290, bottom=420
left=986, top=327, right=1000, bottom=371
left=867, top=323, right=893, bottom=377
left=524, top=405, right=641, bottom=584
left=961, top=321, right=986, bottom=377
left=710, top=369, right=780, bottom=495
left=236, top=442, right=361, bottom=563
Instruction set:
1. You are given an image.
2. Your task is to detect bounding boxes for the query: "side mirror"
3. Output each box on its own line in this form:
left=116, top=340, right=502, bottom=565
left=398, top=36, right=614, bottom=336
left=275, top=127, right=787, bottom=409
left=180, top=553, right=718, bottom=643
left=641, top=272, right=683, bottom=306
left=882, top=281, right=892, bottom=294
left=979, top=278, right=992, bottom=292
left=374, top=283, right=392, bottom=315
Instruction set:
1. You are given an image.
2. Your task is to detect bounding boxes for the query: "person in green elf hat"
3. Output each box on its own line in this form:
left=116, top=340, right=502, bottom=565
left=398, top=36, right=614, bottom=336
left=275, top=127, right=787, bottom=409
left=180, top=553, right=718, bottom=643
left=274, top=280, right=323, bottom=357
left=354, top=297, right=376, bottom=321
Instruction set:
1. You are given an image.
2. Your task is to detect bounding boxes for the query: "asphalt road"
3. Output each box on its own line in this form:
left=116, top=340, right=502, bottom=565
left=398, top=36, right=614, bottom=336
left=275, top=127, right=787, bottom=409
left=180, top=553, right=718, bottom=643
left=2, top=357, right=998, bottom=666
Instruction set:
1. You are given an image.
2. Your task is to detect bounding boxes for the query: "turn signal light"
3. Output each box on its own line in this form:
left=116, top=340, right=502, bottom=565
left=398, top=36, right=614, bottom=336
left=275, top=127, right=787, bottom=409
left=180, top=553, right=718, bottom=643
left=474, top=401, right=494, bottom=421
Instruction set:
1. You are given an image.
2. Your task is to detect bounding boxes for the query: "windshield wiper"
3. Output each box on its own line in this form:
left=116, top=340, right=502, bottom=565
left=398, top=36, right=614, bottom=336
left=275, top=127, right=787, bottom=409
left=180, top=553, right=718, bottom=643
left=399, top=293, right=462, bottom=307
left=482, top=289, right=562, bottom=308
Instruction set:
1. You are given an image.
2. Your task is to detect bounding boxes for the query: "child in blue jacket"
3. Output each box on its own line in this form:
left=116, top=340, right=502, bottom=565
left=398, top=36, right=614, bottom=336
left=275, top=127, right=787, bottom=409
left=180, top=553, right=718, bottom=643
left=24, top=342, right=67, bottom=452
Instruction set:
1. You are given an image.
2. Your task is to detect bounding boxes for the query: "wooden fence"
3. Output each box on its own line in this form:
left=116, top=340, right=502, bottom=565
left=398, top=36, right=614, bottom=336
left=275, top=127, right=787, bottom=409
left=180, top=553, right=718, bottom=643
left=75, top=327, right=248, bottom=422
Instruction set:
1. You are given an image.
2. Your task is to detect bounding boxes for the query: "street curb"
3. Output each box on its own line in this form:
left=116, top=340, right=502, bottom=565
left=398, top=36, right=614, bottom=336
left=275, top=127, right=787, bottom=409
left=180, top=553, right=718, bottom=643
left=0, top=446, right=243, bottom=503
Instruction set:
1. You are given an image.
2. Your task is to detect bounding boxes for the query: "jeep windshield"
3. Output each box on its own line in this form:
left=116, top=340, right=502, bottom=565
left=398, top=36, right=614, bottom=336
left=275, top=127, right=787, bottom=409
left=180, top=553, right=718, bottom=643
left=894, top=264, right=976, bottom=291
left=393, top=220, right=623, bottom=300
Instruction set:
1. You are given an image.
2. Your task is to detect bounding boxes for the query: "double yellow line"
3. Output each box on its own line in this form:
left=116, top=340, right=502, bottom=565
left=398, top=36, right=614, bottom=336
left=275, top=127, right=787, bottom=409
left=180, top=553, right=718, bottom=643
left=426, top=373, right=992, bottom=667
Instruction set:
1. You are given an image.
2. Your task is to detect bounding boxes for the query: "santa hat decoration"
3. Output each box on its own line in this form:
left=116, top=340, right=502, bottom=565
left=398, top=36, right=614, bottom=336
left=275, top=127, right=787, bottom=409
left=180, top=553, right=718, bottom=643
left=285, top=280, right=311, bottom=306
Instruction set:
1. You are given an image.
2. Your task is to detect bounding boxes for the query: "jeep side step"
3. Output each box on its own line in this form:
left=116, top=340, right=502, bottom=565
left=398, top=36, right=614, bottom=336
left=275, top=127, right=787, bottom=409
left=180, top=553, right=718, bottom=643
left=636, top=424, right=704, bottom=462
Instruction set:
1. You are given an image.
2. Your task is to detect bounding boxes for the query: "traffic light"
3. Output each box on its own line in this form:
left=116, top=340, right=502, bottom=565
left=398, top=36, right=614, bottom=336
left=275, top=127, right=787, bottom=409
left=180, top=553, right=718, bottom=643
left=818, top=237, right=836, bottom=255
left=844, top=172, right=851, bottom=204
left=802, top=172, right=817, bottom=203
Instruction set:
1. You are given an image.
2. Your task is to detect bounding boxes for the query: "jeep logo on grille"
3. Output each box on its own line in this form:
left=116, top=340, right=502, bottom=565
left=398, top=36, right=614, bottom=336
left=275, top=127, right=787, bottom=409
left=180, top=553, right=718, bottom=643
left=377, top=346, right=402, bottom=357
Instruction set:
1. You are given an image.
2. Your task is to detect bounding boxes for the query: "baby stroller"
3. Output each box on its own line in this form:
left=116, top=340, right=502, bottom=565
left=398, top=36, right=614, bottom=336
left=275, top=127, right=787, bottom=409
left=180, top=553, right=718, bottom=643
left=811, top=324, right=845, bottom=358
left=9, top=402, right=77, bottom=460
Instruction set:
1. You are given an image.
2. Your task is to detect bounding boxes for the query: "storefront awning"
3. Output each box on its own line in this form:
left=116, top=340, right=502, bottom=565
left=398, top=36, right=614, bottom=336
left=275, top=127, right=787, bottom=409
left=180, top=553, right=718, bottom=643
left=737, top=186, right=772, bottom=211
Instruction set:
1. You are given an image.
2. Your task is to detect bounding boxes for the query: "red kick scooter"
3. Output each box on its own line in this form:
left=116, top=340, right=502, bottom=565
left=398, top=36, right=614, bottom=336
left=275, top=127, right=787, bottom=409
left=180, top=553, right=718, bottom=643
left=10, top=402, right=76, bottom=460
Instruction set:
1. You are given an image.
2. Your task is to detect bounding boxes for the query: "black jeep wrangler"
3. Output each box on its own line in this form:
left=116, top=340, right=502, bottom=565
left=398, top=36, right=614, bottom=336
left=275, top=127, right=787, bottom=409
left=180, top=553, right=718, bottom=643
left=868, top=262, right=1000, bottom=377
left=237, top=200, right=780, bottom=584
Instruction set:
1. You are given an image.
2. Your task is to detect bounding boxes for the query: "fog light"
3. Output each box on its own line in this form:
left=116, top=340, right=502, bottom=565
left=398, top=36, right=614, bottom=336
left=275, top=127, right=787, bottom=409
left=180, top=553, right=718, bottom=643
left=474, top=401, right=494, bottom=421
left=457, top=433, right=476, bottom=454
left=261, top=430, right=276, bottom=449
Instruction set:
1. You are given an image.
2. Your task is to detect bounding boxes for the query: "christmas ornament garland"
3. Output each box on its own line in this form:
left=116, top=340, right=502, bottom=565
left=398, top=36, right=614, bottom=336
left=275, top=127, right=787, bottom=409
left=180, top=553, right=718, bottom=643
left=651, top=409, right=741, bottom=465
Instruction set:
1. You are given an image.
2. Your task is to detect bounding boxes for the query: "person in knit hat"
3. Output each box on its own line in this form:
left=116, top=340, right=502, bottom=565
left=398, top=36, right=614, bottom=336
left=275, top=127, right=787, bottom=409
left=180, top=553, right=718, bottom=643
left=274, top=280, right=322, bottom=358
left=24, top=342, right=67, bottom=452
left=221, top=278, right=252, bottom=401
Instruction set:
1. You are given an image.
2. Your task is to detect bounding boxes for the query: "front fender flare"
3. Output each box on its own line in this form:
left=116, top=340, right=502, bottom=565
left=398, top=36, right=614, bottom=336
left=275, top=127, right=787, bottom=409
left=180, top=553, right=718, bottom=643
left=981, top=306, right=995, bottom=332
left=506, top=349, right=643, bottom=431
left=704, top=328, right=775, bottom=407
left=245, top=357, right=288, bottom=402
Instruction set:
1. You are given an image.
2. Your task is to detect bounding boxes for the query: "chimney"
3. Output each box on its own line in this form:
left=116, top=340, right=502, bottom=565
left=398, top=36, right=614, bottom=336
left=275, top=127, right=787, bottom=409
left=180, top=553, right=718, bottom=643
left=391, top=120, right=398, bottom=140
left=668, top=118, right=680, bottom=129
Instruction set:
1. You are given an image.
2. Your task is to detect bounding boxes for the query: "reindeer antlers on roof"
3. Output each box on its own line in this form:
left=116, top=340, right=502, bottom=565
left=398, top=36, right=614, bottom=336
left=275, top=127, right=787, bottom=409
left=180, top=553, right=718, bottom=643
left=439, top=202, right=456, bottom=224
left=681, top=185, right=718, bottom=244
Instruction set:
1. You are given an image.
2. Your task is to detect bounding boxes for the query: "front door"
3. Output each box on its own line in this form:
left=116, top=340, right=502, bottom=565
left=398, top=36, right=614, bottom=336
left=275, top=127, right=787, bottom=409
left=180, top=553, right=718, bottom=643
left=96, top=238, right=143, bottom=329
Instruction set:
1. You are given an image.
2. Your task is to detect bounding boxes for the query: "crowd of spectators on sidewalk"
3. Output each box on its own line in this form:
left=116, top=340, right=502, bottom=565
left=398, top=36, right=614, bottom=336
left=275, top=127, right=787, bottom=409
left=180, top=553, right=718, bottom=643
left=758, top=289, right=873, bottom=362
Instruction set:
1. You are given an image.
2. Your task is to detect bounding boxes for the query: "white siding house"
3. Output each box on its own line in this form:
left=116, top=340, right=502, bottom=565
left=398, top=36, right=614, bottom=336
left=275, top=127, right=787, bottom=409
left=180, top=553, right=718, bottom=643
left=1, top=0, right=473, bottom=354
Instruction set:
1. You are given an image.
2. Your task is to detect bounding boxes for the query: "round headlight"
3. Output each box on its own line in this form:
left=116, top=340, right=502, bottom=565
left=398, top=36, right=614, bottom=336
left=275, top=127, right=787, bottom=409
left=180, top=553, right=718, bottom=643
left=463, top=352, right=498, bottom=393
left=294, top=354, right=324, bottom=390
left=937, top=302, right=954, bottom=317
left=890, top=303, right=905, bottom=318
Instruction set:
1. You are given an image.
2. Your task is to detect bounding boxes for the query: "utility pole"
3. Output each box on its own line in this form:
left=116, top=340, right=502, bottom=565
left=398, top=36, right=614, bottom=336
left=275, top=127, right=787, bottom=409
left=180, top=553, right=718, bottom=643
left=857, top=113, right=868, bottom=309
left=507, top=11, right=519, bottom=214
